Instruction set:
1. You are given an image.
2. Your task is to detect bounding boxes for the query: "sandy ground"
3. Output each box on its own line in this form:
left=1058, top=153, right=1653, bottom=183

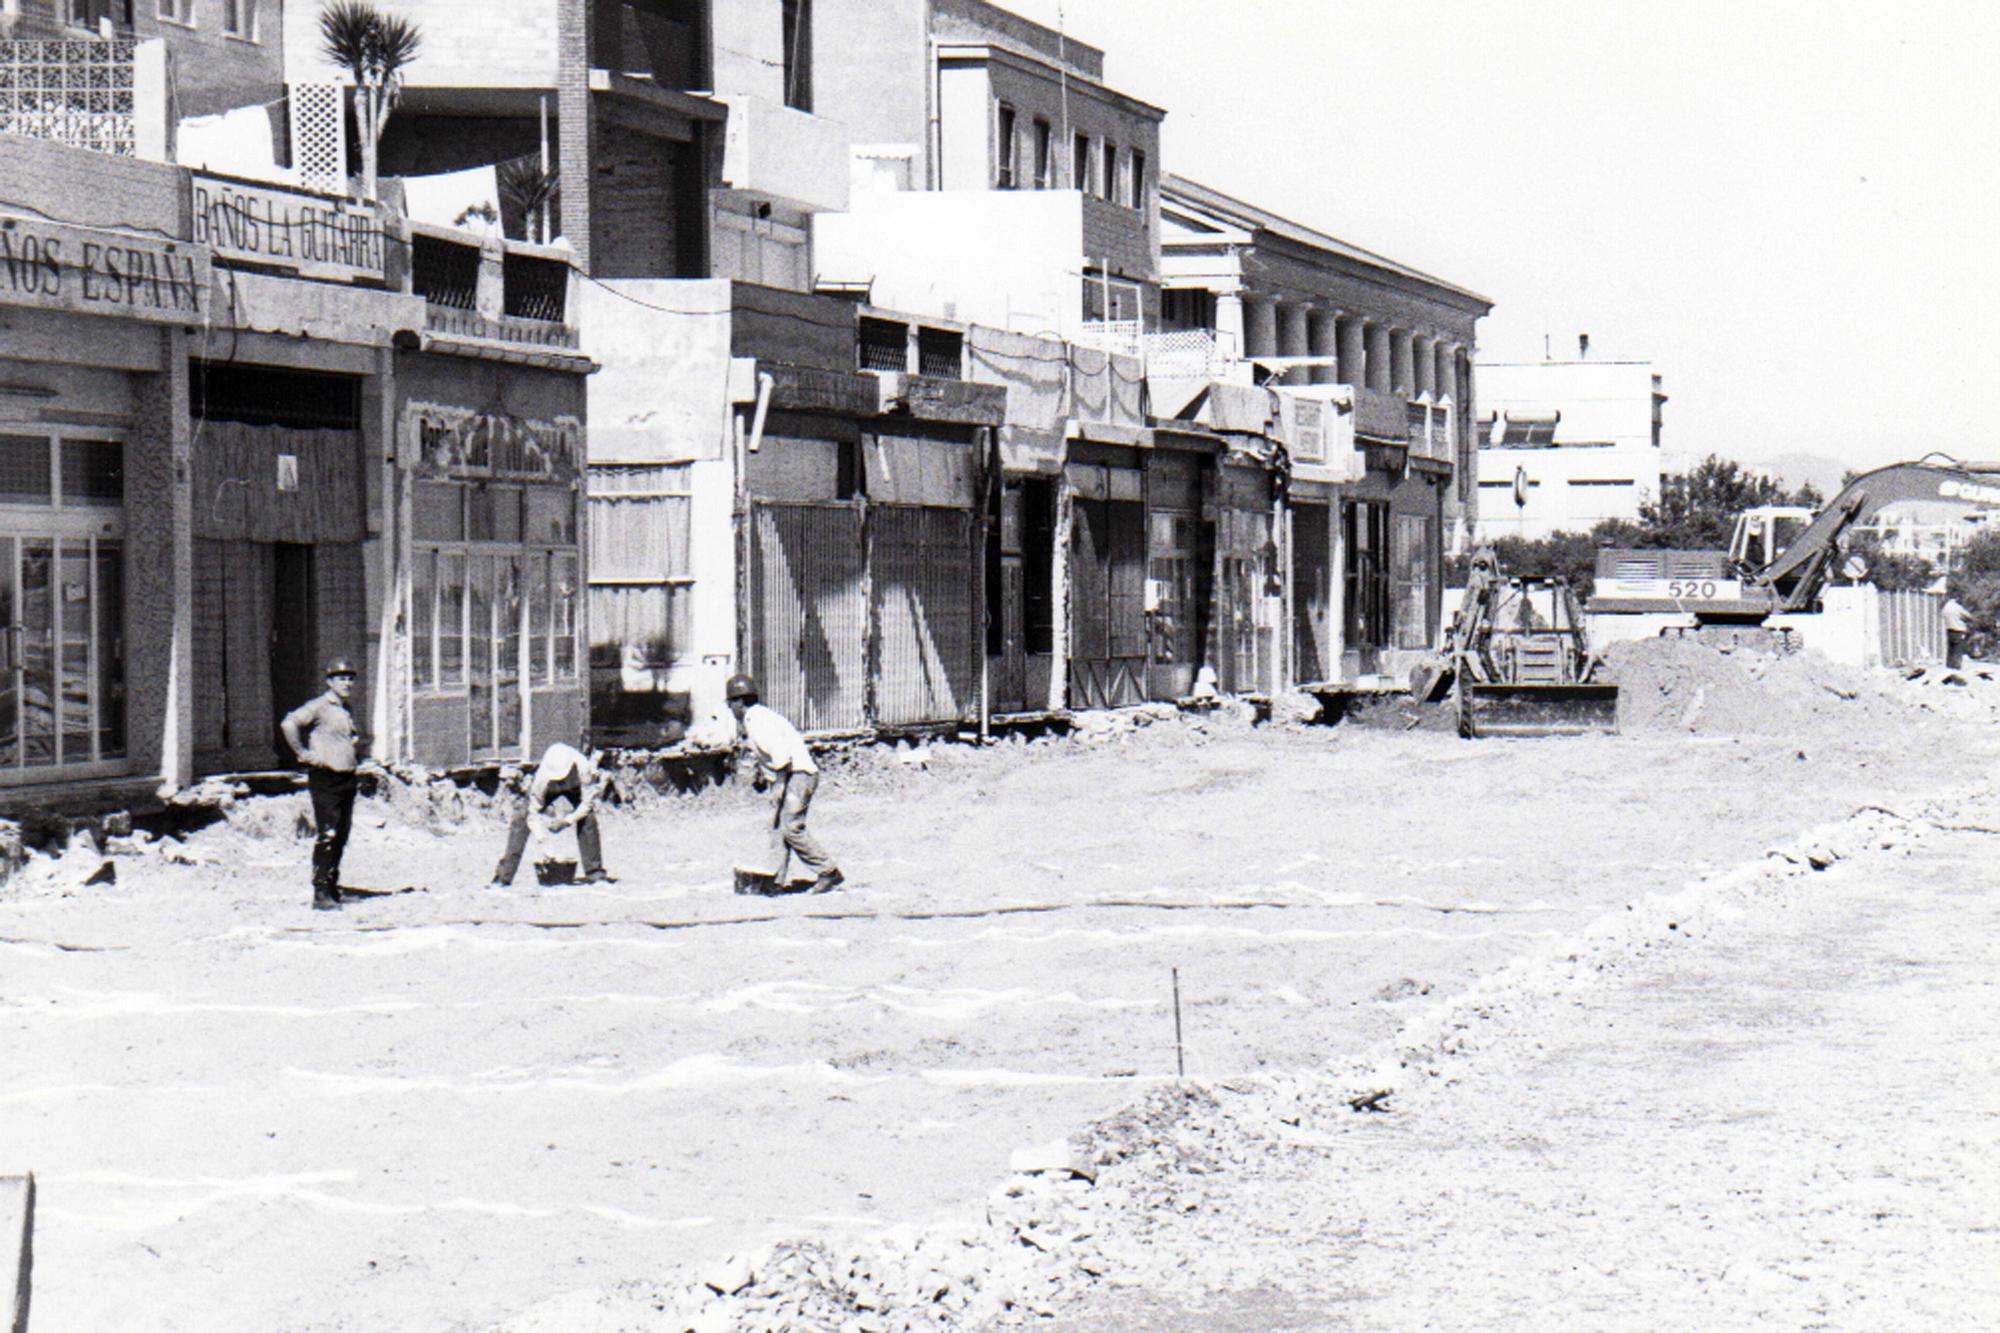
left=1040, top=784, right=2000, bottom=1331
left=3, top=652, right=1997, bottom=1331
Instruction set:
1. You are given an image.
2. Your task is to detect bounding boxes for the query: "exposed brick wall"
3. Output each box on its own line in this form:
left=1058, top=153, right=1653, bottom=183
left=1081, top=194, right=1155, bottom=286
left=557, top=0, right=594, bottom=271
left=591, top=120, right=693, bottom=278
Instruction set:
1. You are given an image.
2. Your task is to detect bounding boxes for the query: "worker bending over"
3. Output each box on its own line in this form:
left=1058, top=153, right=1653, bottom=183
left=726, top=674, right=844, bottom=894
left=490, top=742, right=616, bottom=888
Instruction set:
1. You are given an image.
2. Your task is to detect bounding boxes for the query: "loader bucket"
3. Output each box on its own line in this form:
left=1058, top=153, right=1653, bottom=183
left=1458, top=682, right=1620, bottom=738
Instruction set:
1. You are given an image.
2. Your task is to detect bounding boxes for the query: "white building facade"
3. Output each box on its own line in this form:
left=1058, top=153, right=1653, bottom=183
left=1474, top=358, right=1666, bottom=541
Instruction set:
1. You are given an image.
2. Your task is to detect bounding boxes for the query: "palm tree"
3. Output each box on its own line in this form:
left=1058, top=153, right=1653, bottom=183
left=318, top=0, right=422, bottom=204
left=497, top=155, right=560, bottom=245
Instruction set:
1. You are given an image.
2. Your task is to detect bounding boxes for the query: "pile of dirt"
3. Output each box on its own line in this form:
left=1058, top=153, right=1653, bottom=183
left=1601, top=637, right=1920, bottom=738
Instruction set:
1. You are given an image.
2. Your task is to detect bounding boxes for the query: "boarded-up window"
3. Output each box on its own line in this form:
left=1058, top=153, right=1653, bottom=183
left=1392, top=513, right=1433, bottom=650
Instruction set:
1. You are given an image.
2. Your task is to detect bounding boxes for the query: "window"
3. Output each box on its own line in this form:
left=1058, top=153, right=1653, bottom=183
left=222, top=0, right=254, bottom=38
left=780, top=0, right=812, bottom=111
left=67, top=0, right=132, bottom=29
left=1032, top=118, right=1053, bottom=188
left=995, top=103, right=1017, bottom=189
left=857, top=316, right=909, bottom=372
left=1103, top=141, right=1120, bottom=201
left=0, top=437, right=124, bottom=508
left=1130, top=148, right=1147, bottom=209
left=1072, top=133, right=1092, bottom=193
left=156, top=0, right=191, bottom=23
left=411, top=550, right=436, bottom=688
left=1391, top=514, right=1433, bottom=650
left=1343, top=500, right=1389, bottom=650
left=1021, top=477, right=1055, bottom=654
left=1081, top=272, right=1142, bottom=324
left=915, top=327, right=962, bottom=379
left=1498, top=412, right=1560, bottom=446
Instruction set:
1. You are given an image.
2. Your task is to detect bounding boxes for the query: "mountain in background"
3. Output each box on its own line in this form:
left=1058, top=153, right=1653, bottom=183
left=1747, top=452, right=1851, bottom=500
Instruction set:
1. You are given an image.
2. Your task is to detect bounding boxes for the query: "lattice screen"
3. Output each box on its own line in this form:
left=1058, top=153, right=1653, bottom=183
left=0, top=39, right=138, bottom=156
left=288, top=82, right=347, bottom=195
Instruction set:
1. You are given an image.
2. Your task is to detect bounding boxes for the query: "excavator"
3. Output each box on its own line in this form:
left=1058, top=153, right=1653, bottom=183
left=1590, top=457, right=2000, bottom=622
left=1412, top=548, right=1619, bottom=738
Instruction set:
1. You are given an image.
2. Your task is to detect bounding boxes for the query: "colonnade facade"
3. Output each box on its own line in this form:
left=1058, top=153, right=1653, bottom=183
left=1218, top=290, right=1471, bottom=405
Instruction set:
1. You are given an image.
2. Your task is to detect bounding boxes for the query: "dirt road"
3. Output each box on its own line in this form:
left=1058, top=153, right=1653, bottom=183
left=2, top=658, right=1994, bottom=1331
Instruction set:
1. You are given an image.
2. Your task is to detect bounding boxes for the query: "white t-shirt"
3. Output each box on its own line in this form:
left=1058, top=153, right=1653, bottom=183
left=741, top=704, right=818, bottom=775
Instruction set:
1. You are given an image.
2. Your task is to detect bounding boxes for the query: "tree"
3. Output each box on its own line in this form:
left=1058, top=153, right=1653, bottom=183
left=497, top=155, right=560, bottom=245
left=1637, top=454, right=1823, bottom=551
left=1949, top=532, right=2000, bottom=660
left=319, top=0, right=422, bottom=204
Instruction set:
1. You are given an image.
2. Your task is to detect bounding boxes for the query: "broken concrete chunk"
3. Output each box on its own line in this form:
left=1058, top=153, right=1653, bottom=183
left=703, top=1254, right=754, bottom=1296
left=1008, top=1139, right=1096, bottom=1182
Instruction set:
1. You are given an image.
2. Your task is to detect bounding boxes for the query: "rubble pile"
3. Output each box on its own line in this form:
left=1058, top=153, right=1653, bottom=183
left=1603, top=637, right=1920, bottom=737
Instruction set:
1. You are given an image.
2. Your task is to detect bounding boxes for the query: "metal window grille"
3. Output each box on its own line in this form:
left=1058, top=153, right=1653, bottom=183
left=858, top=317, right=908, bottom=372
left=412, top=234, right=482, bottom=311
left=60, top=439, right=123, bottom=503
left=502, top=252, right=569, bottom=323
left=190, top=361, right=363, bottom=430
left=0, top=436, right=54, bottom=504
left=0, top=39, right=137, bottom=157
left=288, top=83, right=347, bottom=195
left=915, top=327, right=962, bottom=380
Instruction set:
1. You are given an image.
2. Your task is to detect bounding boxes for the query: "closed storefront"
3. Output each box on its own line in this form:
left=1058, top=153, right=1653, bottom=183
left=747, top=413, right=869, bottom=733
left=1215, top=458, right=1277, bottom=696
left=189, top=361, right=368, bottom=775
left=404, top=400, right=585, bottom=766
left=1066, top=452, right=1146, bottom=709
left=1291, top=493, right=1334, bottom=685
left=1145, top=447, right=1209, bottom=701
left=864, top=426, right=978, bottom=727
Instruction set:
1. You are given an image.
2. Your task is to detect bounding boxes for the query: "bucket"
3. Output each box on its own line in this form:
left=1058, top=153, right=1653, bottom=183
left=534, top=858, right=578, bottom=886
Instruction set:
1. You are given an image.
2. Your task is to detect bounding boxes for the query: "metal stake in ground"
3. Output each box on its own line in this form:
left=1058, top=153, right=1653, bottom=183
left=1172, top=967, right=1185, bottom=1079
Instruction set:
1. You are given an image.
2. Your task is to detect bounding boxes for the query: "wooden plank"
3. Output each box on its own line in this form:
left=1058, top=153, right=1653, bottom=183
left=2, top=1173, right=32, bottom=1333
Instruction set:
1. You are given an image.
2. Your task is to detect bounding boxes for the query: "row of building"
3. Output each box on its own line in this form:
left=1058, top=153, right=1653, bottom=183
left=2, top=0, right=1511, bottom=805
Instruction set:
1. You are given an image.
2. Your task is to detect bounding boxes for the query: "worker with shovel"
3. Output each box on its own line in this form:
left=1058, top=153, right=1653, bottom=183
left=489, top=742, right=616, bottom=889
left=726, top=674, right=844, bottom=895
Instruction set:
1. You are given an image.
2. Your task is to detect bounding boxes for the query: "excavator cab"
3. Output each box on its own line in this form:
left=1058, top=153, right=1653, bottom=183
left=1728, top=505, right=1815, bottom=573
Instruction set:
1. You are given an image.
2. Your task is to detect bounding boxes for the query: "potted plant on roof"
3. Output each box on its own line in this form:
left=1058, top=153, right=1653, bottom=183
left=318, top=0, right=422, bottom=204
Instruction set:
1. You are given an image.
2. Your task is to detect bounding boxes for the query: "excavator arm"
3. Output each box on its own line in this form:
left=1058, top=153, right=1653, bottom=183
left=1749, top=459, right=2000, bottom=611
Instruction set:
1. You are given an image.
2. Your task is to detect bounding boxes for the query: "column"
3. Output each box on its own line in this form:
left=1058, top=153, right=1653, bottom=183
left=1245, top=295, right=1279, bottom=361
left=1213, top=289, right=1246, bottom=366
left=1309, top=309, right=1339, bottom=385
left=1365, top=321, right=1391, bottom=392
left=1390, top=328, right=1414, bottom=397
left=1337, top=314, right=1366, bottom=387
left=1279, top=301, right=1311, bottom=386
left=556, top=0, right=594, bottom=271
left=1412, top=334, right=1435, bottom=400
left=1433, top=341, right=1454, bottom=406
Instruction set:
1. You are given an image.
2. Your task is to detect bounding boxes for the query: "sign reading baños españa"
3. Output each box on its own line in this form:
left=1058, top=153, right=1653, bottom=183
left=0, top=214, right=210, bottom=324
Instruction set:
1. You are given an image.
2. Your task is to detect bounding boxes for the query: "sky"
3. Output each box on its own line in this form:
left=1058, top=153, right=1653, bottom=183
left=1007, top=0, right=2000, bottom=485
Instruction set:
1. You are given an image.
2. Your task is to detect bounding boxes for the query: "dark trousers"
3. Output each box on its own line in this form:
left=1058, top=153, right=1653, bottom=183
left=308, top=768, right=359, bottom=890
left=1947, top=629, right=1967, bottom=669
left=493, top=788, right=604, bottom=885
left=767, top=771, right=835, bottom=883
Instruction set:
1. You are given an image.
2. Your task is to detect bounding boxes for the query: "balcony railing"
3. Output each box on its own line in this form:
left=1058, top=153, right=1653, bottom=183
left=1075, top=319, right=1143, bottom=359
left=1142, top=327, right=1232, bottom=379
left=410, top=224, right=580, bottom=351
left=0, top=38, right=137, bottom=156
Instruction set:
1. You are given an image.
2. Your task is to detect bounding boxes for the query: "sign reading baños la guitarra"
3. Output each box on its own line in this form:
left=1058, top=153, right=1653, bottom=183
left=0, top=214, right=210, bottom=324
left=189, top=173, right=387, bottom=284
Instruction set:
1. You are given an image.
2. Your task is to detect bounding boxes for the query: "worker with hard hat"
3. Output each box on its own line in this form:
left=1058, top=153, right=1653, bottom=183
left=725, top=673, right=844, bottom=894
left=489, top=741, right=616, bottom=889
left=280, top=657, right=365, bottom=911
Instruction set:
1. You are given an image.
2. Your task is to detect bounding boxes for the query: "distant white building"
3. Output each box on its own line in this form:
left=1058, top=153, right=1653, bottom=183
left=1474, top=355, right=1667, bottom=541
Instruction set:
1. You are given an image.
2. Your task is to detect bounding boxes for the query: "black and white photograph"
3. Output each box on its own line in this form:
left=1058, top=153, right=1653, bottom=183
left=1, top=0, right=1995, bottom=1327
